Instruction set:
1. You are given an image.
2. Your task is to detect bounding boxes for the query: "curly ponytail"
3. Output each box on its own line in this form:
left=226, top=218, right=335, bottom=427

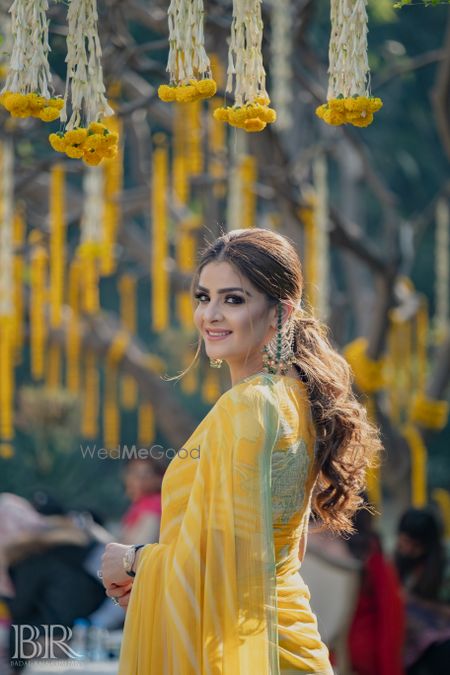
left=291, top=314, right=380, bottom=532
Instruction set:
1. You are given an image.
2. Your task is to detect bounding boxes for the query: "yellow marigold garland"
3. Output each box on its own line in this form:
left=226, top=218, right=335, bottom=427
left=315, top=96, right=383, bottom=128
left=0, top=92, right=63, bottom=121
left=158, top=79, right=217, bottom=104
left=213, top=97, right=277, bottom=133
left=343, top=337, right=385, bottom=393
left=409, top=393, right=449, bottom=431
left=402, top=423, right=427, bottom=508
left=49, top=122, right=119, bottom=166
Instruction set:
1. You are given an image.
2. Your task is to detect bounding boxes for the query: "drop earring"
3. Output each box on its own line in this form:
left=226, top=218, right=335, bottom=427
left=261, top=300, right=294, bottom=375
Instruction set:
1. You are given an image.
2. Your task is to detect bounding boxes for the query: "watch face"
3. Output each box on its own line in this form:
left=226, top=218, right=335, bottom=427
left=123, top=547, right=134, bottom=572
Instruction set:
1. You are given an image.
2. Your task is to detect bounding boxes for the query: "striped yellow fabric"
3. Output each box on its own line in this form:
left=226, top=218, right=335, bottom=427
left=119, top=373, right=333, bottom=674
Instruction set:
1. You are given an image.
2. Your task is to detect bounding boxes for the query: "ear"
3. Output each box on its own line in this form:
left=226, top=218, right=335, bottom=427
left=268, top=302, right=294, bottom=329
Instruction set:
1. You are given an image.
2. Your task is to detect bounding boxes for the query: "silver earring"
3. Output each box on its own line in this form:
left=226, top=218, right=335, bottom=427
left=261, top=301, right=294, bottom=375
left=209, top=358, right=223, bottom=368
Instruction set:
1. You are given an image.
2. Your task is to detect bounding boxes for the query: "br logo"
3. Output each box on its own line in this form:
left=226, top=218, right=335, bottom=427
left=11, top=625, right=82, bottom=660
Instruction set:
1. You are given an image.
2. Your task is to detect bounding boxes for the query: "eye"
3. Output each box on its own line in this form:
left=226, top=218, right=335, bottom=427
left=225, top=295, right=244, bottom=304
left=194, top=292, right=208, bottom=302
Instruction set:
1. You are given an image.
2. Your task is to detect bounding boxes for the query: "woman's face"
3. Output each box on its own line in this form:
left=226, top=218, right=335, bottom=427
left=124, top=460, right=160, bottom=502
left=193, top=261, right=278, bottom=377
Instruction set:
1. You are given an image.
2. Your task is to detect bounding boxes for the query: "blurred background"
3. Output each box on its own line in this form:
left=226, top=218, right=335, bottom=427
left=0, top=1, right=449, bottom=674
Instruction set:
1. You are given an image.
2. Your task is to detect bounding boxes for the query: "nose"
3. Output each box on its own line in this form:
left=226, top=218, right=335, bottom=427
left=203, top=298, right=223, bottom=322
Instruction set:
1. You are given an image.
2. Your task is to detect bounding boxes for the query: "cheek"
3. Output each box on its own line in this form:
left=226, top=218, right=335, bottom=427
left=232, top=306, right=268, bottom=337
left=193, top=305, right=202, bottom=329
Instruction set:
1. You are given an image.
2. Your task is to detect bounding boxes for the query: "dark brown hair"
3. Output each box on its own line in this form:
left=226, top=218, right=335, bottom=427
left=168, top=228, right=381, bottom=533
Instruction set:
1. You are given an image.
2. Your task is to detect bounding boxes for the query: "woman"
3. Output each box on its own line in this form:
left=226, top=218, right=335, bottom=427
left=394, top=508, right=450, bottom=675
left=120, top=457, right=164, bottom=545
left=102, top=228, right=381, bottom=674
left=346, top=507, right=405, bottom=675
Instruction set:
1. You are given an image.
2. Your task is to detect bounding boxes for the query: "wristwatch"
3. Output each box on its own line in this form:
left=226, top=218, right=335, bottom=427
left=123, top=544, right=145, bottom=578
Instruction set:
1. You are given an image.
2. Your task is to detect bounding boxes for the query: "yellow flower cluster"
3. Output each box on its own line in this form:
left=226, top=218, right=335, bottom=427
left=158, top=79, right=217, bottom=103
left=0, top=91, right=63, bottom=121
left=49, top=122, right=119, bottom=166
left=316, top=96, right=383, bottom=128
left=213, top=97, right=277, bottom=132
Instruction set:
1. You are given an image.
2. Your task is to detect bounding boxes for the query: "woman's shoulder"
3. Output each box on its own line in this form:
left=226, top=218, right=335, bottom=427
left=218, top=372, right=307, bottom=406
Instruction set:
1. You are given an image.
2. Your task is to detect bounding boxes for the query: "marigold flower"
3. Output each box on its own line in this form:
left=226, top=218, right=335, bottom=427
left=194, top=78, right=217, bottom=98
left=10, top=105, right=31, bottom=118
left=65, top=128, right=88, bottom=145
left=83, top=133, right=104, bottom=151
left=27, top=93, right=45, bottom=108
left=39, top=106, right=61, bottom=122
left=328, top=98, right=346, bottom=113
left=65, top=145, right=85, bottom=159
left=49, top=98, right=64, bottom=110
left=367, top=98, right=383, bottom=113
left=258, top=106, right=277, bottom=124
left=175, top=85, right=198, bottom=103
left=213, top=107, right=229, bottom=122
left=102, top=132, right=118, bottom=148
left=49, top=133, right=67, bottom=153
left=88, top=122, right=107, bottom=135
left=323, top=109, right=346, bottom=126
left=350, top=112, right=373, bottom=128
left=243, top=118, right=266, bottom=132
left=2, top=92, right=26, bottom=112
left=229, top=107, right=249, bottom=124
left=158, top=85, right=177, bottom=102
left=83, top=151, right=103, bottom=166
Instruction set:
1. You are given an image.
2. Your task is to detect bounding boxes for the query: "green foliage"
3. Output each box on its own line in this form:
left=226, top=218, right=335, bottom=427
left=393, top=0, right=450, bottom=7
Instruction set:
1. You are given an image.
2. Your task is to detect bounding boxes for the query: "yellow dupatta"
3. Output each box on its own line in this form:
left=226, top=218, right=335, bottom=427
left=118, top=377, right=282, bottom=674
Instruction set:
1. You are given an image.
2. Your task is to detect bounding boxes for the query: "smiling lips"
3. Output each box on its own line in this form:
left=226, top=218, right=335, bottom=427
left=205, top=329, right=233, bottom=340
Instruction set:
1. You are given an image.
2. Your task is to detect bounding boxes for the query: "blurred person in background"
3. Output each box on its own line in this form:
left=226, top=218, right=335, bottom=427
left=345, top=506, right=405, bottom=675
left=394, top=507, right=450, bottom=675
left=0, top=492, right=119, bottom=670
left=120, top=456, right=164, bottom=545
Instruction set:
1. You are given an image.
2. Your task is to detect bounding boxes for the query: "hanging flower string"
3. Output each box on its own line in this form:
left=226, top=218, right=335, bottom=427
left=48, top=0, right=117, bottom=165
left=158, top=0, right=216, bottom=103
left=316, top=0, right=382, bottom=128
left=0, top=0, right=63, bottom=121
left=213, top=0, right=276, bottom=132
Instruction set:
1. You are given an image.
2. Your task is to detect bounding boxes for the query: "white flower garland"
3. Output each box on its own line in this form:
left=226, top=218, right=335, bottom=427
left=313, top=155, right=329, bottom=322
left=226, top=0, right=268, bottom=106
left=167, top=0, right=211, bottom=84
left=1, top=0, right=52, bottom=96
left=328, top=0, right=370, bottom=99
left=80, top=166, right=103, bottom=246
left=269, top=0, right=293, bottom=130
left=61, top=0, right=113, bottom=130
left=435, top=198, right=449, bottom=338
left=0, top=141, right=14, bottom=318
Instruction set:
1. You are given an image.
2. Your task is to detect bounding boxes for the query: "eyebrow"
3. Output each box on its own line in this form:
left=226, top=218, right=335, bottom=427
left=196, top=285, right=252, bottom=297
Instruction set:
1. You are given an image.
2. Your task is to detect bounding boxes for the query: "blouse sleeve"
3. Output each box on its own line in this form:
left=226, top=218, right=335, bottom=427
left=118, top=383, right=282, bottom=675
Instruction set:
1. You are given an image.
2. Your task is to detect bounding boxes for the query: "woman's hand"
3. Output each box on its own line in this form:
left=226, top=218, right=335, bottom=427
left=101, top=542, right=133, bottom=588
left=105, top=580, right=133, bottom=610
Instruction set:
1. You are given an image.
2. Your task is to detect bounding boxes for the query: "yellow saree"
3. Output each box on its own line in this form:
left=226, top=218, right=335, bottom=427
left=118, top=372, right=333, bottom=674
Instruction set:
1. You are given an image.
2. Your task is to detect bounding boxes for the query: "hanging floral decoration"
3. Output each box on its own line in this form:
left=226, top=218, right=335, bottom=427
left=158, top=0, right=216, bottom=103
left=48, top=0, right=117, bottom=165
left=214, top=0, right=276, bottom=132
left=269, top=0, right=293, bottom=131
left=316, top=0, right=382, bottom=128
left=0, top=0, right=63, bottom=121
